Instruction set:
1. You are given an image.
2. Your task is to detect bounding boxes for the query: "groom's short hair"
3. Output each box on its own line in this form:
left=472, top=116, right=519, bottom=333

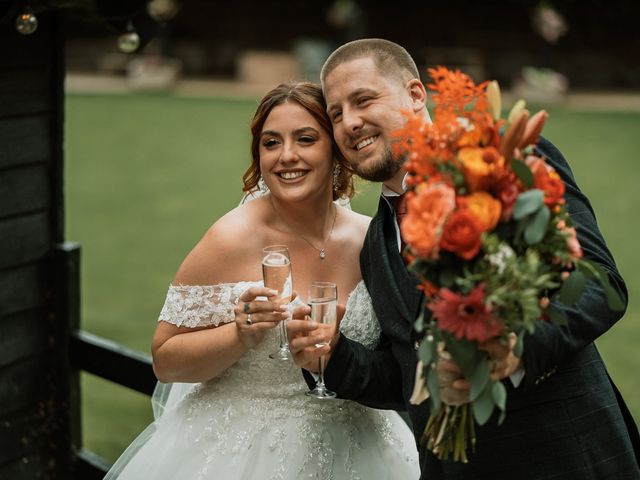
left=320, top=38, right=420, bottom=88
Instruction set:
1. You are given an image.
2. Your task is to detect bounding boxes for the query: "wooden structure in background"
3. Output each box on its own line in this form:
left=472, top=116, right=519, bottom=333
left=0, top=9, right=155, bottom=479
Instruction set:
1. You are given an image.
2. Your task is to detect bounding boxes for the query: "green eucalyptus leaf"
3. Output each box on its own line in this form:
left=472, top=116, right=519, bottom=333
left=445, top=336, right=481, bottom=377
left=408, top=258, right=430, bottom=276
left=577, top=261, right=598, bottom=281
left=418, top=338, right=434, bottom=365
left=513, top=331, right=525, bottom=357
left=604, top=284, right=625, bottom=311
left=513, top=189, right=544, bottom=220
left=469, top=358, right=491, bottom=402
left=426, top=366, right=441, bottom=412
left=492, top=381, right=507, bottom=411
left=472, top=383, right=496, bottom=426
left=439, top=269, right=456, bottom=288
left=498, top=408, right=507, bottom=426
left=414, top=307, right=425, bottom=333
left=524, top=205, right=550, bottom=245
left=584, top=261, right=625, bottom=311
left=589, top=261, right=609, bottom=282
left=547, top=303, right=568, bottom=326
left=558, top=270, right=587, bottom=305
left=511, top=159, right=534, bottom=188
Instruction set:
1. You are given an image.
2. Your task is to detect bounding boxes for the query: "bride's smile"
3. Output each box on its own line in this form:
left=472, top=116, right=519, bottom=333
left=275, top=169, right=309, bottom=181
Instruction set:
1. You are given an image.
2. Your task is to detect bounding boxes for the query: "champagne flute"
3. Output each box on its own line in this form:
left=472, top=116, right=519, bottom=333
left=262, top=245, right=293, bottom=361
left=305, top=282, right=337, bottom=399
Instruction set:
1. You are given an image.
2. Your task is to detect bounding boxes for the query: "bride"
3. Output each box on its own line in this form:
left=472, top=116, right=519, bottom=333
left=104, top=82, right=419, bottom=479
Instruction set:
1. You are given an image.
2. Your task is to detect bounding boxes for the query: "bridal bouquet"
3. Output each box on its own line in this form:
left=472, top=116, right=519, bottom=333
left=397, top=67, right=623, bottom=462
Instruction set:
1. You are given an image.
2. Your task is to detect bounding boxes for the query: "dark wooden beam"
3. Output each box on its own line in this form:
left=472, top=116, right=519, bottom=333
left=70, top=330, right=157, bottom=396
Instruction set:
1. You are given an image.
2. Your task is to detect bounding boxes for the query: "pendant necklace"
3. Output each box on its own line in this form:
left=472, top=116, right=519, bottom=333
left=271, top=199, right=337, bottom=260
left=299, top=205, right=337, bottom=260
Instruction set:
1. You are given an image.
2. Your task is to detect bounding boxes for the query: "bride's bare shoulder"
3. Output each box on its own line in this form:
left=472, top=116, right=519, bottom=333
left=208, top=197, right=270, bottom=241
left=173, top=198, right=270, bottom=284
left=340, top=206, right=371, bottom=236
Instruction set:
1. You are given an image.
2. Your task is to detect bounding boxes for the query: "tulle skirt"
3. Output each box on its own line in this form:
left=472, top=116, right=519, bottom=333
left=104, top=380, right=420, bottom=480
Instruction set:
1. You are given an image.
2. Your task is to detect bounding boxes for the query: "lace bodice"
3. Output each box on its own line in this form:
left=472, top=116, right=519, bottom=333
left=158, top=280, right=381, bottom=347
left=109, top=283, right=417, bottom=480
left=156, top=280, right=381, bottom=399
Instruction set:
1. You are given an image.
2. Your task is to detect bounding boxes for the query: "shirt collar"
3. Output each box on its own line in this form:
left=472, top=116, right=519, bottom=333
left=381, top=173, right=409, bottom=198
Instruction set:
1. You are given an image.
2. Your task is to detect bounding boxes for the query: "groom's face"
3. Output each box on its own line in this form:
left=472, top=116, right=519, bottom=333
left=324, top=56, right=416, bottom=183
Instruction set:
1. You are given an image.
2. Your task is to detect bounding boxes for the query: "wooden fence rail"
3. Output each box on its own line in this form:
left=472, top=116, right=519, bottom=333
left=55, top=242, right=156, bottom=479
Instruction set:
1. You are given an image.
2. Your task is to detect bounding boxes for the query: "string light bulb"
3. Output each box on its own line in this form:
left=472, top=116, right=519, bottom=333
left=117, top=21, right=140, bottom=53
left=16, top=6, right=38, bottom=35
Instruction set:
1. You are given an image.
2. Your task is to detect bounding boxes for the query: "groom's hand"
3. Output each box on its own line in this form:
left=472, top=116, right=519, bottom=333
left=438, top=333, right=523, bottom=405
left=480, top=332, right=522, bottom=381
left=287, top=304, right=345, bottom=373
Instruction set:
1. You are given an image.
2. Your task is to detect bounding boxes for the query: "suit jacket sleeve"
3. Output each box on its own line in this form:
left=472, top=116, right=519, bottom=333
left=307, top=332, right=406, bottom=411
left=520, top=137, right=628, bottom=389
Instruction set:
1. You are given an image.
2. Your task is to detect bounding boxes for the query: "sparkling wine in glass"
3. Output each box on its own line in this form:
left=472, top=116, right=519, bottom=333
left=306, top=282, right=337, bottom=399
left=263, top=245, right=293, bottom=361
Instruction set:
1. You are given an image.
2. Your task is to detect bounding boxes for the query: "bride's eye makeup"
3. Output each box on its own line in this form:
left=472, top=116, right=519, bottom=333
left=262, top=137, right=280, bottom=148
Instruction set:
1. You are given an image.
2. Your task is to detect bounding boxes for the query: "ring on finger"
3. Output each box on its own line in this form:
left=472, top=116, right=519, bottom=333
left=243, top=302, right=251, bottom=314
left=245, top=314, right=252, bottom=325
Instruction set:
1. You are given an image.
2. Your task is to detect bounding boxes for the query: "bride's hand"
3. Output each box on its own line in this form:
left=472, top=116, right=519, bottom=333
left=235, top=286, right=289, bottom=349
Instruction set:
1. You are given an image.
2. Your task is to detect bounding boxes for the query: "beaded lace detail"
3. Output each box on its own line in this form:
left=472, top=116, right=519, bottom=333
left=151, top=280, right=416, bottom=479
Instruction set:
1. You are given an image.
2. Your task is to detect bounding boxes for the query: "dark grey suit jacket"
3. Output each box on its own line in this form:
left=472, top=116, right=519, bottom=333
left=323, top=138, right=640, bottom=479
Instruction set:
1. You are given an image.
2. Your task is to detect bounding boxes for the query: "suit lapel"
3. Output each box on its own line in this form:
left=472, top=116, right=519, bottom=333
left=365, top=197, right=423, bottom=326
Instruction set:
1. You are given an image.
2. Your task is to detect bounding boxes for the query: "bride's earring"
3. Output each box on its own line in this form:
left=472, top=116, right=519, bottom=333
left=258, top=176, right=270, bottom=194
left=332, top=164, right=341, bottom=193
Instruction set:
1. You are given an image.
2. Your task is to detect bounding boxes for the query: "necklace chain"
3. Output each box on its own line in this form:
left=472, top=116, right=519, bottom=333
left=298, top=205, right=337, bottom=259
left=270, top=199, right=337, bottom=260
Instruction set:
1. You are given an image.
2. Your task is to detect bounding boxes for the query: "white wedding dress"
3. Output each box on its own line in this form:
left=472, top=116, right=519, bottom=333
left=104, top=280, right=420, bottom=480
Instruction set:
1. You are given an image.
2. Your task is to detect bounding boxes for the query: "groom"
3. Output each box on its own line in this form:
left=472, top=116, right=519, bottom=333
left=289, top=38, right=640, bottom=478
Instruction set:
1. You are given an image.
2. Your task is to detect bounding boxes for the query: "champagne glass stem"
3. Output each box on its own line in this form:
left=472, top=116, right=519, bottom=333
left=279, top=316, right=289, bottom=349
left=317, top=355, right=326, bottom=387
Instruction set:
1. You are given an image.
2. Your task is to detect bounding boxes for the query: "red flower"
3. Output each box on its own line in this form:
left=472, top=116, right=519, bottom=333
left=494, top=173, right=521, bottom=221
left=429, top=284, right=503, bottom=343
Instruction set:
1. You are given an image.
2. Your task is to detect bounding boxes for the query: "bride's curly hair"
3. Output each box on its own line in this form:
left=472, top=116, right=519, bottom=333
left=242, top=82, right=355, bottom=200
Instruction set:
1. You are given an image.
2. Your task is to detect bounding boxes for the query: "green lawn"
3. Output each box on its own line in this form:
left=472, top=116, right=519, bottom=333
left=65, top=93, right=640, bottom=462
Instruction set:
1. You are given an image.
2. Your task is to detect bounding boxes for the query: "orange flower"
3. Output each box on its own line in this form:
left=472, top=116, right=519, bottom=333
left=458, top=192, right=502, bottom=231
left=401, top=183, right=456, bottom=259
left=428, top=67, right=489, bottom=117
left=439, top=208, right=484, bottom=260
left=458, top=146, right=505, bottom=192
left=529, top=157, right=565, bottom=207
left=457, top=126, right=483, bottom=148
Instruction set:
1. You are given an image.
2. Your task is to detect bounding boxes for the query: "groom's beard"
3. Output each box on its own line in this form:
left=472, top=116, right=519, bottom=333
left=353, top=146, right=403, bottom=183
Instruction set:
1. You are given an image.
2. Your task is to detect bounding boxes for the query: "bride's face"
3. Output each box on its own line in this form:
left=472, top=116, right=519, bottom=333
left=259, top=102, right=334, bottom=203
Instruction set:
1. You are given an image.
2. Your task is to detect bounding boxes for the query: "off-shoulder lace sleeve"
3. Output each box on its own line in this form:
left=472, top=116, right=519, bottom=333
left=158, top=282, right=260, bottom=328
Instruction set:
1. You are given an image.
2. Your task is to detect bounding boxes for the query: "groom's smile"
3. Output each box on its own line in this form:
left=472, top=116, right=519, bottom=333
left=355, top=135, right=379, bottom=151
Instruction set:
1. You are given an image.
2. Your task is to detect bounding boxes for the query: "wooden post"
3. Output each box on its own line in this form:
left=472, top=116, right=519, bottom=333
left=0, top=10, right=72, bottom=479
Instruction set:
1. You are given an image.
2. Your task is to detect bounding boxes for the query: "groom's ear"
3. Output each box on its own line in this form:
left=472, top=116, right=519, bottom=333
left=406, top=78, right=427, bottom=113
